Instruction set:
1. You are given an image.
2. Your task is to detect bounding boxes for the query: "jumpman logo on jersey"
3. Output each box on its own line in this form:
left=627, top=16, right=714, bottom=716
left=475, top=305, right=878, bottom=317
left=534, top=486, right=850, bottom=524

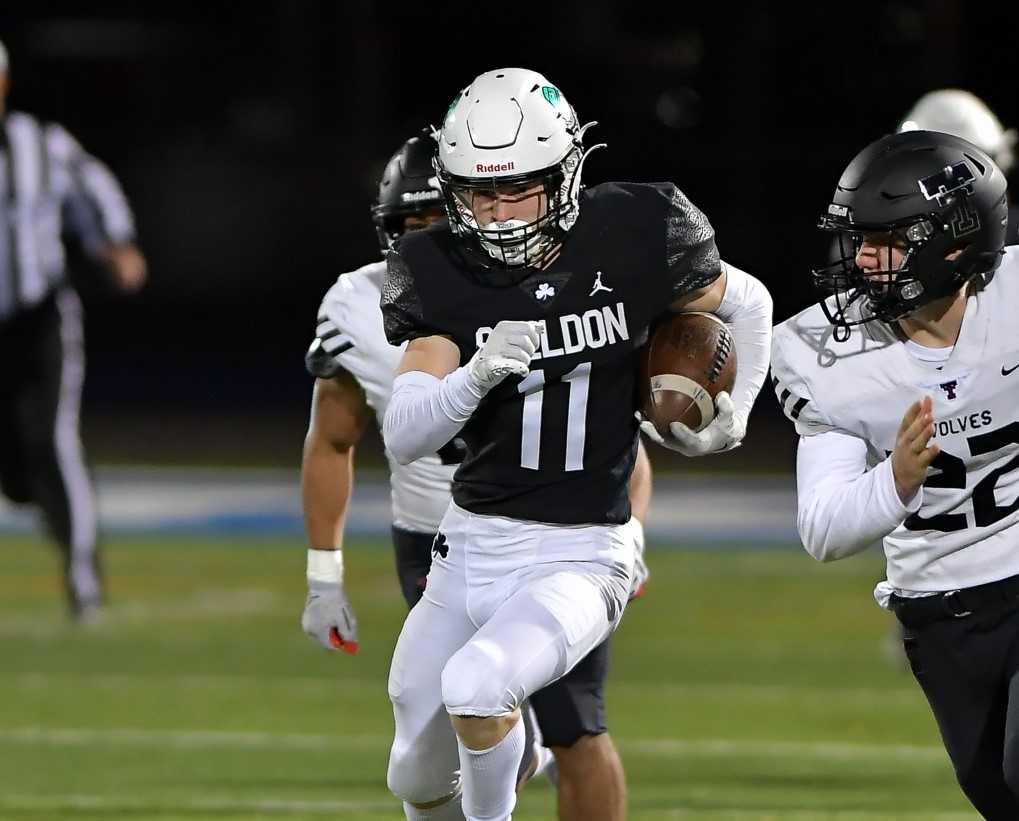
left=589, top=271, right=613, bottom=297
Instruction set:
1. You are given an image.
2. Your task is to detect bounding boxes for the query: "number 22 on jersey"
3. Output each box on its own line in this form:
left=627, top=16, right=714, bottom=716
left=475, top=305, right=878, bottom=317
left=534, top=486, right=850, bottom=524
left=890, top=421, right=1019, bottom=532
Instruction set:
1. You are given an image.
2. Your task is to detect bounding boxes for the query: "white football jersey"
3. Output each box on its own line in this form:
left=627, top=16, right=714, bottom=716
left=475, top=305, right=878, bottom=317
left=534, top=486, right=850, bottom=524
left=310, top=261, right=455, bottom=533
left=773, top=246, right=1019, bottom=592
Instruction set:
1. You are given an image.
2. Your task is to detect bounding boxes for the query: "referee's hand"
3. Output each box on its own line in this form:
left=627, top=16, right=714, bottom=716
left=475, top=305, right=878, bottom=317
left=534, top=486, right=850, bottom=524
left=102, top=243, right=147, bottom=293
left=892, top=396, right=939, bottom=504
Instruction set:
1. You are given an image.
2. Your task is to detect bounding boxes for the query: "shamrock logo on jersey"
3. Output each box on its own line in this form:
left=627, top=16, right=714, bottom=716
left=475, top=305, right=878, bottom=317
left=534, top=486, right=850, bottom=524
left=535, top=283, right=556, bottom=301
left=432, top=532, right=449, bottom=559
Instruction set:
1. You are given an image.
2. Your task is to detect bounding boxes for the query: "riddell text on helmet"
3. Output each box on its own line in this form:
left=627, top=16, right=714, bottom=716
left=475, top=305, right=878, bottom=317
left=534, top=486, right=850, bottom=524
left=476, top=162, right=515, bottom=173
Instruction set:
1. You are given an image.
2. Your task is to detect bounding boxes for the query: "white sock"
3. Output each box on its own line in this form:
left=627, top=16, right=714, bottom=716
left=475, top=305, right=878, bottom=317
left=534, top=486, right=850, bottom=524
left=458, top=718, right=526, bottom=821
left=403, top=791, right=466, bottom=820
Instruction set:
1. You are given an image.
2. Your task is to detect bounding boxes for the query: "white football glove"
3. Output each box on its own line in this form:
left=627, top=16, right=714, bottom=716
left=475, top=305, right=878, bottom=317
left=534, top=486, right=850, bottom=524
left=466, top=320, right=544, bottom=394
left=639, top=391, right=746, bottom=457
left=302, top=549, right=359, bottom=654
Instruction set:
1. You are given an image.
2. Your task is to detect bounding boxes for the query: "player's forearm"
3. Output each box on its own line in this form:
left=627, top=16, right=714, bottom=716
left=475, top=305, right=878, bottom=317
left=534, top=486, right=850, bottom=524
left=383, top=368, right=483, bottom=465
left=713, top=263, right=773, bottom=422
left=796, top=432, right=921, bottom=562
left=301, top=436, right=355, bottom=549
left=628, top=440, right=653, bottom=524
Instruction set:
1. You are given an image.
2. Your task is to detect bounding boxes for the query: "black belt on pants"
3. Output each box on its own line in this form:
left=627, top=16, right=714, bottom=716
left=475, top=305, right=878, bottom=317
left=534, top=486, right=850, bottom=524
left=890, top=573, right=1019, bottom=628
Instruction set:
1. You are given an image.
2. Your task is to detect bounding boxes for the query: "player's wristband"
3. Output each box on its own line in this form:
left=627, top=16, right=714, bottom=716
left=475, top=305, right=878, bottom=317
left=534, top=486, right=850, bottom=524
left=306, top=548, right=344, bottom=584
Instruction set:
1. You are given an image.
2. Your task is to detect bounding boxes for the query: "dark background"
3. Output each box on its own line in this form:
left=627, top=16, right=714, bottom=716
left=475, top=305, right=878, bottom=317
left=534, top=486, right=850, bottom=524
left=1, top=1, right=1015, bottom=467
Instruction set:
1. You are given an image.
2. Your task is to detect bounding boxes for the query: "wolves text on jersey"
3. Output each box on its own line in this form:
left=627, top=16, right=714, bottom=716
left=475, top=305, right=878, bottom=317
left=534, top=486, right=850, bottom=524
left=935, top=409, right=993, bottom=438
left=474, top=302, right=630, bottom=361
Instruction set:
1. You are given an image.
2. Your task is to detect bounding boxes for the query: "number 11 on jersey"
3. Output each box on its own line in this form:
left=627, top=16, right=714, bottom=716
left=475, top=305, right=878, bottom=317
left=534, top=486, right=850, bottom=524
left=517, top=363, right=591, bottom=471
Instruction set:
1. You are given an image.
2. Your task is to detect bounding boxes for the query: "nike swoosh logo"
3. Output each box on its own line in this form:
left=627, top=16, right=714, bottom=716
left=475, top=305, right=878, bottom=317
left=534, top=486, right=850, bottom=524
left=1003, top=364, right=1019, bottom=376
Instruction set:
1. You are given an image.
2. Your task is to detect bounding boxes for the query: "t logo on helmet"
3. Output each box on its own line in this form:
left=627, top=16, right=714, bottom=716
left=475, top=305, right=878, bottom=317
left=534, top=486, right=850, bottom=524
left=918, top=161, right=976, bottom=206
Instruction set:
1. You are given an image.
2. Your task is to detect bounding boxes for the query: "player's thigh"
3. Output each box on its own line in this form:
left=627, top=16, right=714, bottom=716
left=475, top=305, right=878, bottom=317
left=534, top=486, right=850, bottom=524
left=388, top=562, right=477, bottom=719
left=387, top=521, right=475, bottom=780
left=530, top=637, right=610, bottom=748
left=387, top=590, right=478, bottom=800
left=997, top=609, right=1019, bottom=788
left=442, top=566, right=624, bottom=717
left=904, top=616, right=1012, bottom=781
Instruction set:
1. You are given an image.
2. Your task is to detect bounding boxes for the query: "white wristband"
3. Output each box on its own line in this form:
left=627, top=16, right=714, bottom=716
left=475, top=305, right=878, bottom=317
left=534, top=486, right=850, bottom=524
left=307, top=548, right=344, bottom=584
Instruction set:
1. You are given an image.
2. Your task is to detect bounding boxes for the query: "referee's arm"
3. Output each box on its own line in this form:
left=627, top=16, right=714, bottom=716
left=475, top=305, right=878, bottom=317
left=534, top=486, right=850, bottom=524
left=49, top=122, right=147, bottom=292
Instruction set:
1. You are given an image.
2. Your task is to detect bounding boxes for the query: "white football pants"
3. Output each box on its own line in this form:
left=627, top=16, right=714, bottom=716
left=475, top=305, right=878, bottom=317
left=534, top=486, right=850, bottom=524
left=386, top=501, right=637, bottom=806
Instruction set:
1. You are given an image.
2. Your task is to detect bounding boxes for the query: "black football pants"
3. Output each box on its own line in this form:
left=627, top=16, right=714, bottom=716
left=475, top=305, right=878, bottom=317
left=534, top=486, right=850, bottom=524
left=0, top=289, right=101, bottom=612
left=899, top=599, right=1019, bottom=819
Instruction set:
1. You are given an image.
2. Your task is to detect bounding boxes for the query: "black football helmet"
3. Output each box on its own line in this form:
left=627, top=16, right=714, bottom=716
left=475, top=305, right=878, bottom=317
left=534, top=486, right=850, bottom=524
left=813, top=130, right=1008, bottom=339
left=371, top=129, right=445, bottom=252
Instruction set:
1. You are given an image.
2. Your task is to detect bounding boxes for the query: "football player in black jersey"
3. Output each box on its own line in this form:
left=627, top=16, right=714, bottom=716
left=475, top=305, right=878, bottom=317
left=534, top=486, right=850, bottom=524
left=378, top=68, right=774, bottom=821
left=300, top=129, right=654, bottom=821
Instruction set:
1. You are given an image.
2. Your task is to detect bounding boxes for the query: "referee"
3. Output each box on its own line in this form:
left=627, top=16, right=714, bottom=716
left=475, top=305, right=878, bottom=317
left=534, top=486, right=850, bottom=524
left=0, top=40, right=147, bottom=622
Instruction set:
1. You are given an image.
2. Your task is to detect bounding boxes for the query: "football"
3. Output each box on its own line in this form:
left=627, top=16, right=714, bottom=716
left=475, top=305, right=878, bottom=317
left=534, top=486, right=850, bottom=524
left=639, top=312, right=737, bottom=435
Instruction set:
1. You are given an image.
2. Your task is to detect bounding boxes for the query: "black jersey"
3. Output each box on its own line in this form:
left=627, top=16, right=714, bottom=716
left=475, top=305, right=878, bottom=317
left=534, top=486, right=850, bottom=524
left=381, top=181, right=721, bottom=525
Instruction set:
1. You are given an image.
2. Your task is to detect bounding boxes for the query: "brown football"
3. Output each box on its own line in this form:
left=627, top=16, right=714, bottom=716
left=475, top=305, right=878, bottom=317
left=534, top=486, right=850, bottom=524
left=639, top=312, right=737, bottom=435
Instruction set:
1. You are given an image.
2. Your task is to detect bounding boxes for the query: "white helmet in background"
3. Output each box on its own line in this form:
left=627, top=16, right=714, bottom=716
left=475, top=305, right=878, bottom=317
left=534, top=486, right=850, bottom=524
left=899, top=89, right=1016, bottom=175
left=435, top=67, right=603, bottom=270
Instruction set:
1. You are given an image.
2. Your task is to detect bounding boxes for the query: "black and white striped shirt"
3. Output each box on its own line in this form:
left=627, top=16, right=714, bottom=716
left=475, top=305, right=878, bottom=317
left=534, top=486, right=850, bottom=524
left=0, top=110, right=135, bottom=321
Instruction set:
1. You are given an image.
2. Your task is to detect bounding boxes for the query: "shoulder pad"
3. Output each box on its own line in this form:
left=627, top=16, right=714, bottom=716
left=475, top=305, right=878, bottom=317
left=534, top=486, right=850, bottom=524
left=304, top=275, right=361, bottom=378
left=771, top=312, right=837, bottom=436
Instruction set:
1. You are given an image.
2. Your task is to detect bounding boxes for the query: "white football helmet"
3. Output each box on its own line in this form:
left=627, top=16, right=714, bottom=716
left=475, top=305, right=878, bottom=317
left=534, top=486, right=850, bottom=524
left=899, top=89, right=1016, bottom=175
left=435, top=67, right=603, bottom=270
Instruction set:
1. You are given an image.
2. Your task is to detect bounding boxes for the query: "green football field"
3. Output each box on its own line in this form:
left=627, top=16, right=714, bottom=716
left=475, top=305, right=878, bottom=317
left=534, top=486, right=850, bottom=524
left=0, top=536, right=975, bottom=820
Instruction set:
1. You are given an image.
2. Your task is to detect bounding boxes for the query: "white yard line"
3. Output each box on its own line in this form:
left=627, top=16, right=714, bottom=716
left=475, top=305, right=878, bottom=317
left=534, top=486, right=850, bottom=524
left=0, top=589, right=280, bottom=637
left=0, top=793, right=973, bottom=819
left=623, top=737, right=946, bottom=762
left=0, top=793, right=394, bottom=814
left=0, top=726, right=947, bottom=762
left=656, top=811, right=973, bottom=820
left=610, top=681, right=922, bottom=707
left=3, top=671, right=919, bottom=703
left=0, top=726, right=381, bottom=750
